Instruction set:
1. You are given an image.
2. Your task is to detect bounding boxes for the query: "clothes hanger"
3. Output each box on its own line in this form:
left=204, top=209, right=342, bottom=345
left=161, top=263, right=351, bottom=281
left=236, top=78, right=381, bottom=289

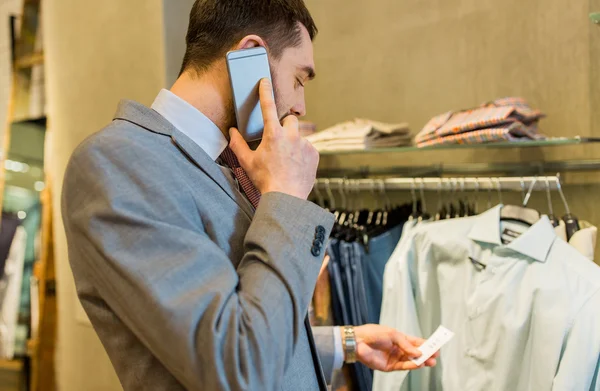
left=458, top=178, right=470, bottom=217
left=435, top=178, right=444, bottom=221
left=312, top=181, right=325, bottom=208
left=336, top=179, right=349, bottom=227
left=324, top=179, right=336, bottom=211
left=544, top=177, right=559, bottom=227
left=487, top=178, right=493, bottom=210
left=473, top=178, right=480, bottom=215
left=418, top=178, right=431, bottom=221
left=501, top=177, right=540, bottom=226
left=450, top=178, right=461, bottom=218
left=409, top=179, right=419, bottom=220
left=494, top=178, right=503, bottom=205
left=366, top=179, right=378, bottom=226
left=555, top=174, right=580, bottom=241
left=373, top=179, right=386, bottom=227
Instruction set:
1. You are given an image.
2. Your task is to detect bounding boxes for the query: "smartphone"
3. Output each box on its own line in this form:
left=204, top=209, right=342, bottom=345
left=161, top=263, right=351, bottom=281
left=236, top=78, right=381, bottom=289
left=226, top=47, right=273, bottom=142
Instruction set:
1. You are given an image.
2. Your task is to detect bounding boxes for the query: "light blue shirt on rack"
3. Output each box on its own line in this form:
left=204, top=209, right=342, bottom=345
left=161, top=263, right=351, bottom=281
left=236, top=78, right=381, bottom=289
left=374, top=205, right=600, bottom=391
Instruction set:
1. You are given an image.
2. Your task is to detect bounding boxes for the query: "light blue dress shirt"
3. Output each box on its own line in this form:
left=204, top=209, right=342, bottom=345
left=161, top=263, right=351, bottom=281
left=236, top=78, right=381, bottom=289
left=150, top=89, right=345, bottom=374
left=374, top=205, right=600, bottom=391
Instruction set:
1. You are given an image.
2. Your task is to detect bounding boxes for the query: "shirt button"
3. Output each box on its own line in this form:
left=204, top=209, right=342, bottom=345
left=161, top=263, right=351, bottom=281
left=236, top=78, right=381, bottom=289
left=466, top=348, right=478, bottom=357
left=469, top=308, right=481, bottom=319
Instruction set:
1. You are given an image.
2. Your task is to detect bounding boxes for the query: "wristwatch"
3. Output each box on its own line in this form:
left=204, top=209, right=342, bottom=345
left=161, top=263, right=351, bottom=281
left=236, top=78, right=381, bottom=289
left=342, top=326, right=357, bottom=363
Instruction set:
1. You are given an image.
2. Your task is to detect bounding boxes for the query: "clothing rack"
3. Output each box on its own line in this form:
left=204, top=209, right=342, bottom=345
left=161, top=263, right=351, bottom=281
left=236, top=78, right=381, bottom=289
left=316, top=159, right=600, bottom=179
left=314, top=175, right=562, bottom=193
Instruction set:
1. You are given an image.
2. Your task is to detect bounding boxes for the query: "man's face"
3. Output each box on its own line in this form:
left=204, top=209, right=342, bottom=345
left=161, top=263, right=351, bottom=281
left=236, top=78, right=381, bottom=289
left=270, top=25, right=315, bottom=121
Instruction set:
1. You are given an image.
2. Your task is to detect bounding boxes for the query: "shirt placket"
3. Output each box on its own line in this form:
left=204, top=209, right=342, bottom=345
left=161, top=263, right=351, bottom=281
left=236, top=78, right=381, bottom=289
left=463, top=247, right=499, bottom=390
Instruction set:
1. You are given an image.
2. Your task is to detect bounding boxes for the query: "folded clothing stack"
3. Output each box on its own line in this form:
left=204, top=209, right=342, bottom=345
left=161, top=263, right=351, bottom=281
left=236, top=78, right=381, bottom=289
left=306, top=119, right=411, bottom=152
left=415, top=97, right=545, bottom=148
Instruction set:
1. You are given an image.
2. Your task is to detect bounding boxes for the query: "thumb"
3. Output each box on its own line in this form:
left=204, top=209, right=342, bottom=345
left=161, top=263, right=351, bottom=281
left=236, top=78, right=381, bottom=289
left=228, top=128, right=252, bottom=168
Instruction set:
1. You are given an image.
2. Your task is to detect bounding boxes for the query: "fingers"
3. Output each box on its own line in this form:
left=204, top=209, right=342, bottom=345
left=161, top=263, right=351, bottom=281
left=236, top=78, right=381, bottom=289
left=392, top=332, right=422, bottom=358
left=258, top=79, right=279, bottom=130
left=228, top=128, right=252, bottom=168
left=405, top=335, right=427, bottom=347
left=424, top=358, right=437, bottom=367
left=390, top=362, right=422, bottom=371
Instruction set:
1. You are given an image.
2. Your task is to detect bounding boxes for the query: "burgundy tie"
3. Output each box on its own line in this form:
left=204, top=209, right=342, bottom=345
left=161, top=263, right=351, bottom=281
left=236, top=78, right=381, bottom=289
left=220, top=147, right=262, bottom=208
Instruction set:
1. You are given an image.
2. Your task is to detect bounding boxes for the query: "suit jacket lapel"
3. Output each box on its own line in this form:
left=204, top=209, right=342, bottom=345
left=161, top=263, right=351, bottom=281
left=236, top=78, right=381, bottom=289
left=171, top=131, right=255, bottom=219
left=113, top=99, right=255, bottom=220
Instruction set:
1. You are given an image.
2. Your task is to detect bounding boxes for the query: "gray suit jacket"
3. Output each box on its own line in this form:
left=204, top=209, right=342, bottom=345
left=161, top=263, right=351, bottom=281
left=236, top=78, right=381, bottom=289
left=61, top=100, right=337, bottom=391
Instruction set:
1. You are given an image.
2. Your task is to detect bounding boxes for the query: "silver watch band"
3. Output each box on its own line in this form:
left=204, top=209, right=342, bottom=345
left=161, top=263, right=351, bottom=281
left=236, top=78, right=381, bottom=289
left=343, top=326, right=357, bottom=364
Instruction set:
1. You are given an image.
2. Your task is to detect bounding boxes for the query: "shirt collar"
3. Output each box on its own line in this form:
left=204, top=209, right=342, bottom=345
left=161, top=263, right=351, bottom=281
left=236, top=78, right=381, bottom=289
left=467, top=204, right=556, bottom=262
left=151, top=89, right=227, bottom=161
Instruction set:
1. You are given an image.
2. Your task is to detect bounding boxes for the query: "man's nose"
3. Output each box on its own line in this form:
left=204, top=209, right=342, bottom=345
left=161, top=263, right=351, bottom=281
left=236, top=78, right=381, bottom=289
left=291, top=104, right=306, bottom=118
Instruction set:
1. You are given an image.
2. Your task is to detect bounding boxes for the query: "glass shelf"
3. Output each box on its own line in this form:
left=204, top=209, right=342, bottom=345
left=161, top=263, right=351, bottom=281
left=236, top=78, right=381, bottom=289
left=318, top=137, right=600, bottom=156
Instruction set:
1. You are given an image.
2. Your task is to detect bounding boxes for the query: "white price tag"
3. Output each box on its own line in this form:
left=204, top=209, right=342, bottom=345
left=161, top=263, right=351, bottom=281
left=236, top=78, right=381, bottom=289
left=410, top=325, right=454, bottom=366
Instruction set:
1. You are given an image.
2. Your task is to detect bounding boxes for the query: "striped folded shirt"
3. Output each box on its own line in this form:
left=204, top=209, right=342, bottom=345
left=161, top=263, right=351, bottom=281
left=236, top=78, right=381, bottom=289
left=417, top=122, right=544, bottom=148
left=416, top=97, right=545, bottom=145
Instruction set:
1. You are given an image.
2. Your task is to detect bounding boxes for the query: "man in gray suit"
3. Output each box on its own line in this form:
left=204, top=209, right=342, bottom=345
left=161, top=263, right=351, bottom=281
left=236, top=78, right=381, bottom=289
left=62, top=1, right=437, bottom=390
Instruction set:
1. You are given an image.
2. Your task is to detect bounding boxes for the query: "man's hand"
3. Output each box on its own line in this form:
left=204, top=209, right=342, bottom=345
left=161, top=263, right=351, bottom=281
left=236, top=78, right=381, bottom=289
left=352, top=324, right=439, bottom=371
left=229, top=78, right=319, bottom=200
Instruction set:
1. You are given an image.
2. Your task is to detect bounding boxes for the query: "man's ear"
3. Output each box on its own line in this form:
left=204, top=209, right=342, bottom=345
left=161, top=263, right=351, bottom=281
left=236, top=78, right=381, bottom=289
left=235, top=34, right=267, bottom=51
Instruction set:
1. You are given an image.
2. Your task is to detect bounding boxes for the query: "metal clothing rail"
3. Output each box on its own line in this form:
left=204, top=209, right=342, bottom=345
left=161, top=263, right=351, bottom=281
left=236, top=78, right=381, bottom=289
left=316, top=159, right=600, bottom=179
left=314, top=176, right=562, bottom=192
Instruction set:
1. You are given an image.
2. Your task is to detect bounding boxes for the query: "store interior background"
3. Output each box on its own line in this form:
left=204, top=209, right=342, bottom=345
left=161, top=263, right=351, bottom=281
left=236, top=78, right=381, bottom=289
left=0, top=0, right=595, bottom=390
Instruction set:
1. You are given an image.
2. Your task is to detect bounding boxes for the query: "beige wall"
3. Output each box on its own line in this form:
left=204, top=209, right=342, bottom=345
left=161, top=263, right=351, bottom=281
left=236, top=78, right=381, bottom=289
left=305, top=0, right=595, bottom=139
left=43, top=0, right=166, bottom=390
left=305, top=0, right=600, bottom=261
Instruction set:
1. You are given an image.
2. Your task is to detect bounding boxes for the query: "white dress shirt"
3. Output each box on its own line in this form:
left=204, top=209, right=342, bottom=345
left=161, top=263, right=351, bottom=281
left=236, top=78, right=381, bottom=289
left=375, top=205, right=600, bottom=391
left=151, top=89, right=344, bottom=373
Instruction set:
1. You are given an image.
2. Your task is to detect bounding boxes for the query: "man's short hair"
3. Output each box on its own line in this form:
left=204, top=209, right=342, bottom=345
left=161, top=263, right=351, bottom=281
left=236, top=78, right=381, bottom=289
left=180, top=0, right=318, bottom=75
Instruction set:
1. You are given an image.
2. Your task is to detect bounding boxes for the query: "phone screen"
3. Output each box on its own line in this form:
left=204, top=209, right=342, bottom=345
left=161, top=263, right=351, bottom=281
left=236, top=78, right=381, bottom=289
left=226, top=47, right=273, bottom=142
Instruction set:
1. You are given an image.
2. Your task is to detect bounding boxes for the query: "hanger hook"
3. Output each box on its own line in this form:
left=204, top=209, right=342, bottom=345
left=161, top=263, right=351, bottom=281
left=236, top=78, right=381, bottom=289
left=494, top=178, right=503, bottom=204
left=523, top=176, right=538, bottom=207
left=369, top=179, right=380, bottom=210
left=436, top=178, right=443, bottom=213
left=419, top=178, right=427, bottom=214
left=544, top=177, right=554, bottom=216
left=313, top=179, right=325, bottom=208
left=487, top=178, right=493, bottom=209
left=379, top=179, right=391, bottom=211
left=451, top=178, right=458, bottom=205
left=345, top=180, right=351, bottom=211
left=324, top=179, right=336, bottom=210
left=555, top=174, right=572, bottom=215
left=520, top=178, right=526, bottom=203
left=355, top=180, right=364, bottom=211
left=474, top=178, right=480, bottom=214
left=410, top=178, right=418, bottom=216
left=354, top=179, right=364, bottom=211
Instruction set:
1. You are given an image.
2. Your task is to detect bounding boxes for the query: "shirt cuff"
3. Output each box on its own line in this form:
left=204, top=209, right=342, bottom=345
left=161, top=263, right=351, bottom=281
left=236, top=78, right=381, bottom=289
left=333, top=326, right=344, bottom=370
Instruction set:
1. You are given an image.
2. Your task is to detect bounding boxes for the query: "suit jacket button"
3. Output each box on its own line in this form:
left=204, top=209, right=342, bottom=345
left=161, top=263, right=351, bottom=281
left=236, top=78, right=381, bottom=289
left=313, top=239, right=323, bottom=249
left=311, top=246, right=321, bottom=257
left=316, top=225, right=326, bottom=235
left=315, top=232, right=325, bottom=242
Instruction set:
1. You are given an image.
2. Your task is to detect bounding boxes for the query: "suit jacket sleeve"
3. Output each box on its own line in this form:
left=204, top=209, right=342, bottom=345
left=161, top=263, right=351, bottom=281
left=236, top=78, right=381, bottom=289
left=61, top=139, right=335, bottom=391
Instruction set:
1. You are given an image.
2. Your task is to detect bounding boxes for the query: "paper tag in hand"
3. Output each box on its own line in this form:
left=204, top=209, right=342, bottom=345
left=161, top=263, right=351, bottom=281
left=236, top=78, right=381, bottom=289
left=410, top=325, right=454, bottom=366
